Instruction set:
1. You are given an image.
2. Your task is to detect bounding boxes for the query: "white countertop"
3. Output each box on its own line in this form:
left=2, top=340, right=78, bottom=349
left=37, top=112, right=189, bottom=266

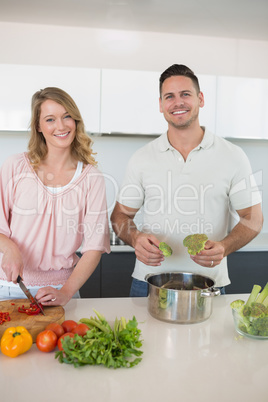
left=238, top=232, right=268, bottom=252
left=110, top=244, right=134, bottom=252
left=110, top=232, right=268, bottom=252
left=1, top=295, right=267, bottom=402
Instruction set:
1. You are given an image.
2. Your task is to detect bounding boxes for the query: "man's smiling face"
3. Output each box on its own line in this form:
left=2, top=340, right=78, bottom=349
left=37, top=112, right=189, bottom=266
left=159, top=75, right=204, bottom=130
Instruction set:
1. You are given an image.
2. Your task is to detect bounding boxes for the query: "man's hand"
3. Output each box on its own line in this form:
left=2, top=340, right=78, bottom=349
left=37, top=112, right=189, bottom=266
left=190, top=240, right=225, bottom=268
left=190, top=204, right=263, bottom=268
left=111, top=202, right=164, bottom=266
left=134, top=233, right=164, bottom=266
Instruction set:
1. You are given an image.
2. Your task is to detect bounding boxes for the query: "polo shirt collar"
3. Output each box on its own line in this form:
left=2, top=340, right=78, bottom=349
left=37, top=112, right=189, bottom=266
left=198, top=128, right=214, bottom=149
left=158, top=132, right=173, bottom=152
left=158, top=127, right=214, bottom=152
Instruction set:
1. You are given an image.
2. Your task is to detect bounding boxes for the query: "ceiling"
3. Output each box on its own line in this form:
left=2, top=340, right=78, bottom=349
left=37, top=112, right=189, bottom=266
left=0, top=0, right=268, bottom=41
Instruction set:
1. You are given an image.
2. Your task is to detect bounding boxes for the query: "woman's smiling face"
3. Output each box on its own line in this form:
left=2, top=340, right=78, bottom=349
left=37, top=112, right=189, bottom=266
left=38, top=99, right=76, bottom=152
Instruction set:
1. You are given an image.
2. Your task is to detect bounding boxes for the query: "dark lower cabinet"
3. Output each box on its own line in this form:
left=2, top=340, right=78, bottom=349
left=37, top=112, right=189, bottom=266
left=79, top=250, right=268, bottom=297
left=79, top=262, right=101, bottom=298
left=226, top=251, right=268, bottom=294
left=101, top=253, right=136, bottom=297
left=79, top=252, right=136, bottom=298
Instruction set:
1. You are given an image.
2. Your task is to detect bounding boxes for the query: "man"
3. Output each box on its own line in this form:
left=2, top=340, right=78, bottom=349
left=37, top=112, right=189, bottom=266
left=111, top=64, right=263, bottom=297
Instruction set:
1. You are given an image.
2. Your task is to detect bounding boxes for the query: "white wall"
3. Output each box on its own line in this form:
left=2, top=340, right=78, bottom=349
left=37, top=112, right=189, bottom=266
left=0, top=132, right=150, bottom=215
left=1, top=133, right=267, bottom=232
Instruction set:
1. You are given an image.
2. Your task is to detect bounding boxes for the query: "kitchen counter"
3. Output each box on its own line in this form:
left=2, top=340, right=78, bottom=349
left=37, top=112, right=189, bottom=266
left=110, top=244, right=133, bottom=252
left=1, top=295, right=267, bottom=402
left=238, top=232, right=268, bottom=252
left=110, top=232, right=268, bottom=252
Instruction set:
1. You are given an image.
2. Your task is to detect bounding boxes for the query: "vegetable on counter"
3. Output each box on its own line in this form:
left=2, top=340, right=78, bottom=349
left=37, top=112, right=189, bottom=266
left=0, top=311, right=11, bottom=325
left=36, top=321, right=85, bottom=352
left=18, top=303, right=42, bottom=315
left=61, top=320, right=78, bottom=333
left=183, top=234, right=208, bottom=256
left=36, top=329, right=58, bottom=353
left=159, top=242, right=173, bottom=257
left=57, top=332, right=75, bottom=351
left=71, top=323, right=90, bottom=336
left=37, top=320, right=90, bottom=352
left=55, top=310, right=143, bottom=368
left=230, top=282, right=268, bottom=336
left=45, top=322, right=65, bottom=339
left=1, top=326, right=33, bottom=358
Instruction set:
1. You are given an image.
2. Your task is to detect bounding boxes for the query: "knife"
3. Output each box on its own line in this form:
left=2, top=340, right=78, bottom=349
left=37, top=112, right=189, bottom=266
left=17, top=275, right=45, bottom=315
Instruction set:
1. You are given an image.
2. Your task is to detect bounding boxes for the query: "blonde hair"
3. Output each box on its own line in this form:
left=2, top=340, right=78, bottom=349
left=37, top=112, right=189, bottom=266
left=28, top=87, right=97, bottom=168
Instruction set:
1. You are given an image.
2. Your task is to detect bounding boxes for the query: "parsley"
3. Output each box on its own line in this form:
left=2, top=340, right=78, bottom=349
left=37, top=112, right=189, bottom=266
left=55, top=310, right=143, bottom=368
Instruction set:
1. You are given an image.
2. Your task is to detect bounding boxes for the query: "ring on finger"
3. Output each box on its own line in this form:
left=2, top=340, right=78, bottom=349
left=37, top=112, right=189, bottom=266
left=51, top=298, right=56, bottom=302
left=210, top=261, right=214, bottom=267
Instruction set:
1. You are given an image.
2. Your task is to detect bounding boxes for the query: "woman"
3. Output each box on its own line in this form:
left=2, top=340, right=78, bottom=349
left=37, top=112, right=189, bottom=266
left=0, top=87, right=110, bottom=305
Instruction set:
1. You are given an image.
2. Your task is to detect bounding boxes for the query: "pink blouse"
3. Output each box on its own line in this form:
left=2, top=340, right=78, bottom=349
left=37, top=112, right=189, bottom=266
left=0, top=153, right=110, bottom=286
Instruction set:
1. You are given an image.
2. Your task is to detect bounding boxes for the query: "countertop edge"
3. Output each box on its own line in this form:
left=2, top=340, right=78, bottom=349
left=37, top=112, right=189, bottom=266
left=236, top=232, right=268, bottom=252
left=79, top=233, right=268, bottom=254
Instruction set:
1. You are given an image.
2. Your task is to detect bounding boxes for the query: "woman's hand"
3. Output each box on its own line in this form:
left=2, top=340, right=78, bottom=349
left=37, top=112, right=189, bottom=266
left=1, top=242, right=24, bottom=283
left=35, top=250, right=102, bottom=306
left=35, top=287, right=72, bottom=307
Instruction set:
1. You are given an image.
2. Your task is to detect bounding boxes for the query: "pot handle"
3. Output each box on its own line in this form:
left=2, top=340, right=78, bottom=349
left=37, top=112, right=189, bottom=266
left=200, top=287, right=221, bottom=298
left=144, top=273, right=151, bottom=282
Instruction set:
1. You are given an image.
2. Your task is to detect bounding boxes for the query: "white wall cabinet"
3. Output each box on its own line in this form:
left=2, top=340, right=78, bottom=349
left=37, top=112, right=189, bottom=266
left=100, top=69, right=167, bottom=135
left=1, top=64, right=267, bottom=139
left=100, top=69, right=217, bottom=135
left=0, top=64, right=101, bottom=133
left=215, top=76, right=268, bottom=138
left=198, top=74, right=217, bottom=133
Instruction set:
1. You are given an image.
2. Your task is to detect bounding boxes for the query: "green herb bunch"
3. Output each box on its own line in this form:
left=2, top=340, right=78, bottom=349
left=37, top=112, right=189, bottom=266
left=55, top=310, right=143, bottom=368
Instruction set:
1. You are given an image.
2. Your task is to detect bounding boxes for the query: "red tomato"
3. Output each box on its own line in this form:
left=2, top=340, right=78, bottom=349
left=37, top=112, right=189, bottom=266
left=57, top=332, right=75, bottom=351
left=71, top=323, right=90, bottom=336
left=61, top=320, right=77, bottom=333
left=45, top=323, right=64, bottom=339
left=36, top=329, right=58, bottom=353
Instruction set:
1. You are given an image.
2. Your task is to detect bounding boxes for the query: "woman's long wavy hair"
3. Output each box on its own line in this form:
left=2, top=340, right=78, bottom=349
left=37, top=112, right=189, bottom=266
left=28, top=87, right=97, bottom=169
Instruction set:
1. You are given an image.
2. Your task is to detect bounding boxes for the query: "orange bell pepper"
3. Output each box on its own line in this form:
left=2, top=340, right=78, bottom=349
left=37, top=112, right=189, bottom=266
left=1, top=326, right=33, bottom=358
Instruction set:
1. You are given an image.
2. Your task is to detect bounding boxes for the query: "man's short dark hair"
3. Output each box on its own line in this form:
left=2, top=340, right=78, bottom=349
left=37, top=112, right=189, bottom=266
left=159, top=64, right=200, bottom=97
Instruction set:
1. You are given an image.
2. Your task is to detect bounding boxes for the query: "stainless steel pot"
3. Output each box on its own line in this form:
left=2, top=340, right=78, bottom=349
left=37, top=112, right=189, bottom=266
left=145, top=272, right=220, bottom=324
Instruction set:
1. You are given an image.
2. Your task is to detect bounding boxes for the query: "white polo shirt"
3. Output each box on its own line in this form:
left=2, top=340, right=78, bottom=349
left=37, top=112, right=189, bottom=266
left=117, top=129, right=261, bottom=287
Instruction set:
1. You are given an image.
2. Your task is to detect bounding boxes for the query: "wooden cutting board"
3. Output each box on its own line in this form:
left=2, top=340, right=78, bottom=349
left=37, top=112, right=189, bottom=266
left=0, top=299, right=65, bottom=342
